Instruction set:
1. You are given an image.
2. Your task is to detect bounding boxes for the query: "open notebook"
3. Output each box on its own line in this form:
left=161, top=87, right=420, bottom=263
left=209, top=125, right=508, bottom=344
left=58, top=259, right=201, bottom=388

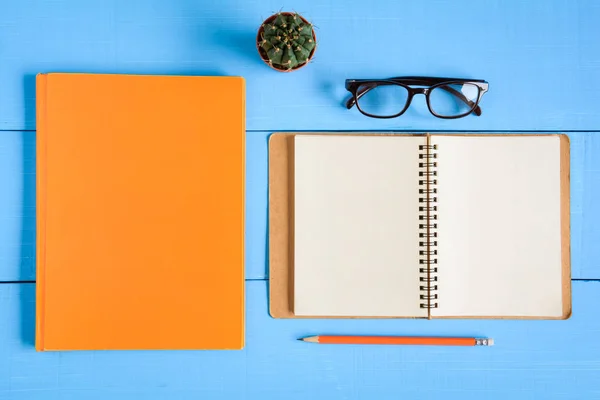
left=269, top=133, right=571, bottom=319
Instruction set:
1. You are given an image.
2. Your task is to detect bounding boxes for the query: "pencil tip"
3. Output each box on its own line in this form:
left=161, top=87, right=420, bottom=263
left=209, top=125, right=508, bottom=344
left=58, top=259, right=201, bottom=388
left=297, top=338, right=304, bottom=341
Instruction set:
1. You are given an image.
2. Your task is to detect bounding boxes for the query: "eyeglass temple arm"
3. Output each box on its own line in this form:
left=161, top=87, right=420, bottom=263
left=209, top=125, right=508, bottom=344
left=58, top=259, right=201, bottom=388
left=346, top=83, right=482, bottom=116
left=345, top=83, right=375, bottom=109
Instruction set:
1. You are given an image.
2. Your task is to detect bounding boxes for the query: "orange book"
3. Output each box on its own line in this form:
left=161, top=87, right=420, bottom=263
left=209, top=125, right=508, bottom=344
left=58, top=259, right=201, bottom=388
left=36, top=73, right=245, bottom=350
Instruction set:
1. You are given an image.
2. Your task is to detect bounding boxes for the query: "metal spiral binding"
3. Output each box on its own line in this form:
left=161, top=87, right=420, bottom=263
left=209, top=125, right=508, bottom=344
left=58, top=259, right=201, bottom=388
left=418, top=143, right=439, bottom=309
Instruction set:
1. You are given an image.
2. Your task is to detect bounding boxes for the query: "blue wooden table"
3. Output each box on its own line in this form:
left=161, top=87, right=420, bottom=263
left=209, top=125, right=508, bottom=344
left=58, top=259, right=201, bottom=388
left=2, top=1, right=600, bottom=398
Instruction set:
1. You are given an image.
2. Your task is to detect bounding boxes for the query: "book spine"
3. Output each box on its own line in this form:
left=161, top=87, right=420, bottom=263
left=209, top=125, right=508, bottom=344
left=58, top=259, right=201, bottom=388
left=36, top=73, right=48, bottom=351
left=418, top=141, right=439, bottom=310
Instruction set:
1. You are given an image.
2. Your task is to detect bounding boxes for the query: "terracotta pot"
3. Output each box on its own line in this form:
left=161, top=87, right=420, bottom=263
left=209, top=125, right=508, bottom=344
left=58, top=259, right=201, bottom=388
left=256, top=12, right=317, bottom=72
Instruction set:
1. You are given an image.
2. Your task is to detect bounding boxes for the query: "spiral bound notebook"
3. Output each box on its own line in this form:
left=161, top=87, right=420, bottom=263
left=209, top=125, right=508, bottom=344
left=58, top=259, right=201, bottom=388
left=269, top=133, right=571, bottom=319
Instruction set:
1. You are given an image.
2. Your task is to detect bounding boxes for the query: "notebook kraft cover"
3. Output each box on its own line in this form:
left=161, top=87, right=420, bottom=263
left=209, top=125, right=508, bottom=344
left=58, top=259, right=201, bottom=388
left=268, top=132, right=571, bottom=320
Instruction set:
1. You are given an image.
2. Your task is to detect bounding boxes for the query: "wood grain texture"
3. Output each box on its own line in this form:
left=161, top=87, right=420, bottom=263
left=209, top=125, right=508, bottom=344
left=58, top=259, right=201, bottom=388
left=1, top=131, right=600, bottom=281
left=0, top=0, right=599, bottom=131
left=1, top=281, right=600, bottom=399
left=0, top=0, right=598, bottom=396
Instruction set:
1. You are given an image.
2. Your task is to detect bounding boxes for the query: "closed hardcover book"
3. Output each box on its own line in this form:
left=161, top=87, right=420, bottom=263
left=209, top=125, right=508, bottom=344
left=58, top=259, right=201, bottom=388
left=36, top=73, right=245, bottom=350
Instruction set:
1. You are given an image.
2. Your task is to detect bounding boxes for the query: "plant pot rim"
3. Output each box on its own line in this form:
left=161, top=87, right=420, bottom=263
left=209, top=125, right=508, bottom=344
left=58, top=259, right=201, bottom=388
left=256, top=12, right=317, bottom=72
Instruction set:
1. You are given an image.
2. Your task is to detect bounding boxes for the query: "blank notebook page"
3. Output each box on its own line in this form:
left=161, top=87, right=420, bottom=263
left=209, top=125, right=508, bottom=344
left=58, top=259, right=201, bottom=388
left=431, top=136, right=563, bottom=317
left=294, top=135, right=427, bottom=317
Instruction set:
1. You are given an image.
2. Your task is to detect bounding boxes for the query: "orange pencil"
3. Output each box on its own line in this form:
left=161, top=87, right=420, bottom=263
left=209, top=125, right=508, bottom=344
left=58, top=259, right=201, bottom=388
left=299, top=336, right=494, bottom=346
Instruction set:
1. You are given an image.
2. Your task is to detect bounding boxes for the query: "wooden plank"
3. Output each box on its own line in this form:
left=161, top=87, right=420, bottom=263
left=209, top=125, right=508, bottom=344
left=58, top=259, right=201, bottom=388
left=245, top=131, right=269, bottom=280
left=0, top=131, right=35, bottom=282
left=0, top=281, right=599, bottom=399
left=0, top=131, right=270, bottom=281
left=570, top=133, right=600, bottom=278
left=0, top=0, right=599, bottom=131
left=1, top=131, right=600, bottom=281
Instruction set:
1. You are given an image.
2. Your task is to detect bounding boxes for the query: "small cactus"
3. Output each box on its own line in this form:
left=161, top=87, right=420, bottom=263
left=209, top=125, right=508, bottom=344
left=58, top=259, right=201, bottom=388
left=259, top=13, right=315, bottom=71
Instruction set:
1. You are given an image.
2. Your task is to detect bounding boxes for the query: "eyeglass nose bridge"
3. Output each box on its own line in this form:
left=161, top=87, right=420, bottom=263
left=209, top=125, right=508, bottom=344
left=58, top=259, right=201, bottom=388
left=411, top=87, right=430, bottom=96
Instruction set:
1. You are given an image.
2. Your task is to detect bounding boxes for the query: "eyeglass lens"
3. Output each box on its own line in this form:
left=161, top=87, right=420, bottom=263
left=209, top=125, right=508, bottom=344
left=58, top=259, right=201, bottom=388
left=356, top=83, right=409, bottom=117
left=428, top=83, right=480, bottom=117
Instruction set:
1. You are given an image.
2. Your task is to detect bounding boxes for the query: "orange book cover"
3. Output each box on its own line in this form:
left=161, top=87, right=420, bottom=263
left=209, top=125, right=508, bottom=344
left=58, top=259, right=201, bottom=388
left=36, top=73, right=245, bottom=350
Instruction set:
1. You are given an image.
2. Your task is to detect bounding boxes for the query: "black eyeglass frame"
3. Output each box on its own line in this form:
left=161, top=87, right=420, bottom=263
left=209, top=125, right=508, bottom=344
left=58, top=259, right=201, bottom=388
left=345, top=76, right=489, bottom=119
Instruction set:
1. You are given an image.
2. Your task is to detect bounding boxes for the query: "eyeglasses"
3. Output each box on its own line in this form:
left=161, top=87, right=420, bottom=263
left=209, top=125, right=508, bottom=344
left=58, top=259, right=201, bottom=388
left=345, top=76, right=489, bottom=119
